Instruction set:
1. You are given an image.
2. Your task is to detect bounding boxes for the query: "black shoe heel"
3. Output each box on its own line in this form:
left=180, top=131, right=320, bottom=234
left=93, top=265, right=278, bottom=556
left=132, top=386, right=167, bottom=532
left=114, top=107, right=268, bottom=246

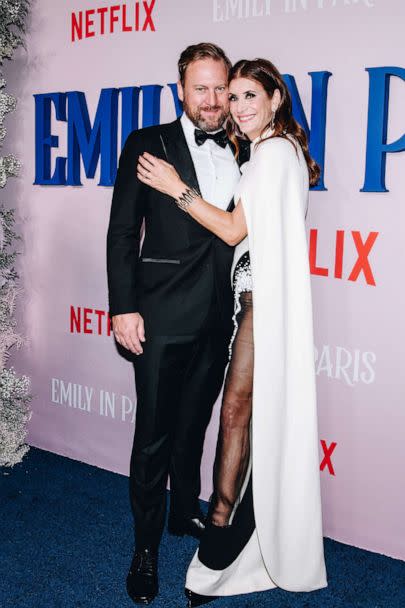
left=185, top=588, right=218, bottom=607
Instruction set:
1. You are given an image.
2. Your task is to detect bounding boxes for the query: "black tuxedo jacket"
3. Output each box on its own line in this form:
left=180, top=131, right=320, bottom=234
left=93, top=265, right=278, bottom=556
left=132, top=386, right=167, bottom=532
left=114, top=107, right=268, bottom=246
left=107, top=118, right=250, bottom=337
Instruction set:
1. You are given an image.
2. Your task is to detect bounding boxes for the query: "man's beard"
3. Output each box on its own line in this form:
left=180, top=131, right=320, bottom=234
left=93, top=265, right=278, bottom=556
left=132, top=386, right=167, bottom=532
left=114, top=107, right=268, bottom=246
left=183, top=100, right=228, bottom=132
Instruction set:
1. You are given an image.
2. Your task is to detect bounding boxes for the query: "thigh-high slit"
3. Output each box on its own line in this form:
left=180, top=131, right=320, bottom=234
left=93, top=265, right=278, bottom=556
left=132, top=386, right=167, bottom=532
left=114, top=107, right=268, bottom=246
left=197, top=290, right=256, bottom=571
left=211, top=290, right=254, bottom=527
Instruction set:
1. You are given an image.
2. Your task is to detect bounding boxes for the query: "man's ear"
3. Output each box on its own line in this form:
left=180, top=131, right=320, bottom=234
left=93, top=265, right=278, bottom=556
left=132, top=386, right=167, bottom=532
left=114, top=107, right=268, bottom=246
left=177, top=80, right=184, bottom=103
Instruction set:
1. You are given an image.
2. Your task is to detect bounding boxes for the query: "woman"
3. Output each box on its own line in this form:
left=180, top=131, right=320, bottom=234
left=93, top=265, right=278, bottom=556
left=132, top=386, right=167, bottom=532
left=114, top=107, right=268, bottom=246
left=137, top=58, right=327, bottom=605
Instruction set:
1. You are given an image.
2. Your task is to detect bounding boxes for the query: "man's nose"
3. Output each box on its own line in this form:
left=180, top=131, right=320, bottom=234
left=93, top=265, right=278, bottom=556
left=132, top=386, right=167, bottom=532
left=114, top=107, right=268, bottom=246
left=206, top=89, right=218, bottom=107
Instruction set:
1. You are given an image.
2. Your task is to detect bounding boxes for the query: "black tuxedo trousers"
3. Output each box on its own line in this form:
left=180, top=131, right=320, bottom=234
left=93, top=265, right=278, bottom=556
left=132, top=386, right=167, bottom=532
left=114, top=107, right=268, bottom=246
left=107, top=119, right=249, bottom=549
left=130, top=331, right=229, bottom=549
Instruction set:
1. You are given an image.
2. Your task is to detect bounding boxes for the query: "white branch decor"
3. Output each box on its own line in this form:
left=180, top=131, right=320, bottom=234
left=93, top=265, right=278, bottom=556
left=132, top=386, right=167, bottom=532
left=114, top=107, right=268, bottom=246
left=0, top=0, right=31, bottom=468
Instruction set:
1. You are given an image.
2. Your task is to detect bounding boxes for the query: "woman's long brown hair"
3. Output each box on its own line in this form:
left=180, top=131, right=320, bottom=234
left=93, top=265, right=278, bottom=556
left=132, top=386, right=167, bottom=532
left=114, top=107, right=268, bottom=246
left=226, top=58, right=320, bottom=187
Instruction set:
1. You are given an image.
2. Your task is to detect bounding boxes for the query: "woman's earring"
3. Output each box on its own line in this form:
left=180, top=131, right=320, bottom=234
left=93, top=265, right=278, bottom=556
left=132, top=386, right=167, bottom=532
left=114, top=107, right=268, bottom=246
left=270, top=111, right=275, bottom=129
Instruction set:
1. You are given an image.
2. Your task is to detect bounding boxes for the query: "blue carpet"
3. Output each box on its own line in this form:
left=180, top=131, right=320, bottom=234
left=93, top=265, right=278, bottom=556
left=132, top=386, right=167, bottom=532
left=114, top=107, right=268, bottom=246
left=1, top=447, right=405, bottom=608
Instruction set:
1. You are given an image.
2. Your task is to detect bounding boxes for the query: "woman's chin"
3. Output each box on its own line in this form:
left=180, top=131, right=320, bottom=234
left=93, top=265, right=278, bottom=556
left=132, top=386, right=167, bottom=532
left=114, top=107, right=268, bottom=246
left=236, top=123, right=259, bottom=141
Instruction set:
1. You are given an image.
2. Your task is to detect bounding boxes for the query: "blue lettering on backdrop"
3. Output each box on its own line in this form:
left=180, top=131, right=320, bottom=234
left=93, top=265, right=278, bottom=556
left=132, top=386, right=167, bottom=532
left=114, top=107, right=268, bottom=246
left=34, top=92, right=67, bottom=185
left=167, top=83, right=183, bottom=118
left=120, top=85, right=168, bottom=151
left=120, top=87, right=140, bottom=157
left=284, top=71, right=332, bottom=191
left=67, top=89, right=119, bottom=186
left=33, top=67, right=404, bottom=191
left=361, top=67, right=405, bottom=193
left=33, top=75, right=330, bottom=188
left=141, top=85, right=164, bottom=128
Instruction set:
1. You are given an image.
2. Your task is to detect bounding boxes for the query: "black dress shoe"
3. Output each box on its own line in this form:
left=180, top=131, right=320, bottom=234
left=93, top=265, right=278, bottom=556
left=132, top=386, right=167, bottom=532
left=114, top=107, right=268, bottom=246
left=126, top=548, right=158, bottom=605
left=168, top=513, right=206, bottom=539
left=185, top=588, right=218, bottom=607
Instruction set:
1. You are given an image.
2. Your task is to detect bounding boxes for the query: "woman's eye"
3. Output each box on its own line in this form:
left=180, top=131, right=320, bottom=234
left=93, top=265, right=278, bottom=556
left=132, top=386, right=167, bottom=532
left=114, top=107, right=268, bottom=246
left=246, top=92, right=255, bottom=99
left=229, top=95, right=236, bottom=102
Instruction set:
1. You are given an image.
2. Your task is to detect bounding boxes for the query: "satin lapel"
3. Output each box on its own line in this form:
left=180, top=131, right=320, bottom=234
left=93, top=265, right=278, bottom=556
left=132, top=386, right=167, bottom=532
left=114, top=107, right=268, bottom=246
left=159, top=119, right=201, bottom=195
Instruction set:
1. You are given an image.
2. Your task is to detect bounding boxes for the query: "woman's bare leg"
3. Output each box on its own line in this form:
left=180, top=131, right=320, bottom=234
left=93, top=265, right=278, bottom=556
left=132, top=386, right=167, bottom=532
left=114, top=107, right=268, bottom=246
left=211, top=291, right=254, bottom=527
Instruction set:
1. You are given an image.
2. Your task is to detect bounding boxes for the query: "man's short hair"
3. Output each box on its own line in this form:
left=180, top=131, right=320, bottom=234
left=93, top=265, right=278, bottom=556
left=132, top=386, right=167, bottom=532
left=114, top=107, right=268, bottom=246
left=178, top=42, right=232, bottom=86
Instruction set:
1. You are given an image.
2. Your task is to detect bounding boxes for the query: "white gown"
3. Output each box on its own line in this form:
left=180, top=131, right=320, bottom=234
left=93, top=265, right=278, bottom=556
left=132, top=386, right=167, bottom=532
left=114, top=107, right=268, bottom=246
left=186, top=134, right=327, bottom=596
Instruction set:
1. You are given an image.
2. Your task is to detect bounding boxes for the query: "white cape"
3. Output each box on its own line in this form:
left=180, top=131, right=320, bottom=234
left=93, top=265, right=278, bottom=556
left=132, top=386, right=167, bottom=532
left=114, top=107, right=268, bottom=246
left=187, top=136, right=327, bottom=595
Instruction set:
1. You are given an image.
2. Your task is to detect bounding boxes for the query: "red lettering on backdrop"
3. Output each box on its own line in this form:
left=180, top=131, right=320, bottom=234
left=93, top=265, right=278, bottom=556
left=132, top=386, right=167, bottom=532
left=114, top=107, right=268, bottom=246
left=97, top=7, right=108, bottom=35
left=110, top=5, right=120, bottom=33
left=94, top=310, right=105, bottom=335
left=83, top=308, right=92, bottom=334
left=334, top=230, right=344, bottom=279
left=348, top=231, right=378, bottom=286
left=70, top=306, right=81, bottom=333
left=143, top=0, right=156, bottom=31
left=309, top=229, right=328, bottom=276
left=135, top=1, right=140, bottom=30
left=70, top=306, right=112, bottom=336
left=309, top=229, right=378, bottom=285
left=122, top=5, right=132, bottom=31
left=71, top=3, right=157, bottom=41
left=320, top=440, right=337, bottom=475
left=85, top=10, right=95, bottom=38
left=71, top=12, right=83, bottom=42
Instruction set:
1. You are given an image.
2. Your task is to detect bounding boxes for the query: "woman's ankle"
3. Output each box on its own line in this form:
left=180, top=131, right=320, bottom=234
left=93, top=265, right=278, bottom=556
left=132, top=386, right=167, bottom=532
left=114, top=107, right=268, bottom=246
left=211, top=505, right=232, bottom=527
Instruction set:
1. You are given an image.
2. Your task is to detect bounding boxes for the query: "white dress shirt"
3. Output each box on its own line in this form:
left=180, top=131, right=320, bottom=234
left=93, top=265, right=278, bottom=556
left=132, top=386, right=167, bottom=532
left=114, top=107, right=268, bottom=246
left=180, top=113, right=240, bottom=210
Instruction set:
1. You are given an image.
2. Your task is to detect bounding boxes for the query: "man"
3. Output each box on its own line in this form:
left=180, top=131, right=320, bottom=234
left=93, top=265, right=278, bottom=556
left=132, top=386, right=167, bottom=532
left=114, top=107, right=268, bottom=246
left=107, top=43, right=249, bottom=604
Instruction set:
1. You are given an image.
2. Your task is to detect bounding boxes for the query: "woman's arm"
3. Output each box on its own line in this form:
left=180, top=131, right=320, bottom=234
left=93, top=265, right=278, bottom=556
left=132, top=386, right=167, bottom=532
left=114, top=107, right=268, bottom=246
left=137, top=152, right=247, bottom=246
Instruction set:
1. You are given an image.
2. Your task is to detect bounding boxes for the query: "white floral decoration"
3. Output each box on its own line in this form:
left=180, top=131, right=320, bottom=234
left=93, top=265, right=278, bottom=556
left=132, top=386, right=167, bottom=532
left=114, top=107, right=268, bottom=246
left=0, top=0, right=31, bottom=468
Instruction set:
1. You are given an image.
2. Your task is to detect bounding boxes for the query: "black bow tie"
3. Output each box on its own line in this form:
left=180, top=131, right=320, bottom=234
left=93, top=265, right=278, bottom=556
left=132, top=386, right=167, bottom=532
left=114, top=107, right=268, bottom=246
left=194, top=129, right=228, bottom=148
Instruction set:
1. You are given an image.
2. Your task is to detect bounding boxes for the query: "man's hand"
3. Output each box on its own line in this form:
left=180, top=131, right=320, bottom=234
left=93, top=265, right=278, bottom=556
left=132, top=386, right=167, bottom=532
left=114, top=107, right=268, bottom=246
left=112, top=312, right=145, bottom=355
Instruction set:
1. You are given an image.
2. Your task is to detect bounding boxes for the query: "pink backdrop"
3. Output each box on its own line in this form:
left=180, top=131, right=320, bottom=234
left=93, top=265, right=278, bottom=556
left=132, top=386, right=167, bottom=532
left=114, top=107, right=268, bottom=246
left=6, top=0, right=405, bottom=560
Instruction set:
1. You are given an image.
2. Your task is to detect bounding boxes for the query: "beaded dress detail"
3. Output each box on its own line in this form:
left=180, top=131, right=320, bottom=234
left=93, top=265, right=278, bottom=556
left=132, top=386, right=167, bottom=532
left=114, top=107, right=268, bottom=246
left=229, top=251, right=253, bottom=359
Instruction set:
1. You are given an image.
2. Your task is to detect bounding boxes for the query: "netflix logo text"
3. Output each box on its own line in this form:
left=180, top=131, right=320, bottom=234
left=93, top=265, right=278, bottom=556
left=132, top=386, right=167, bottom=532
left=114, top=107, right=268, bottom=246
left=71, top=1, right=156, bottom=42
left=320, top=440, right=337, bottom=476
left=309, top=229, right=379, bottom=286
left=70, top=306, right=112, bottom=336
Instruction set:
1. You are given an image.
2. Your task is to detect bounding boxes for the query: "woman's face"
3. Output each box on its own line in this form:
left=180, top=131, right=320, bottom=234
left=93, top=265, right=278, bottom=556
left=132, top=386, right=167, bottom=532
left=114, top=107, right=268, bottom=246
left=229, top=77, right=278, bottom=141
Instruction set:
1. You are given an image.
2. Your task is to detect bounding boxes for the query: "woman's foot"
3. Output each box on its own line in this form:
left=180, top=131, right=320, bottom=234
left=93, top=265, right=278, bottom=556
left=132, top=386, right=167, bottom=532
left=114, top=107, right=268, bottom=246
left=198, top=475, right=255, bottom=571
left=210, top=502, right=233, bottom=528
left=185, top=588, right=218, bottom=607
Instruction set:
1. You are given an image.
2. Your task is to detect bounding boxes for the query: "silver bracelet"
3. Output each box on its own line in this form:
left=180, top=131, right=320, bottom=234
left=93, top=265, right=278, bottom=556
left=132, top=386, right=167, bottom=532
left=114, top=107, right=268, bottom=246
left=175, top=187, right=199, bottom=212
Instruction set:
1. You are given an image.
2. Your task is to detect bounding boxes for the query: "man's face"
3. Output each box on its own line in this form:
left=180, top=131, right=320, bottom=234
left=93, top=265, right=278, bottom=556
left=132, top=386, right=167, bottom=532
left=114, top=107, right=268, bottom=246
left=178, top=58, right=230, bottom=132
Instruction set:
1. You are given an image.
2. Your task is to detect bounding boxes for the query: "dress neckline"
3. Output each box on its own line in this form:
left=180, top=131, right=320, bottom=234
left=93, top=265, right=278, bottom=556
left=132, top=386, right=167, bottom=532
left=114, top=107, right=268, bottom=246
left=250, top=128, right=274, bottom=153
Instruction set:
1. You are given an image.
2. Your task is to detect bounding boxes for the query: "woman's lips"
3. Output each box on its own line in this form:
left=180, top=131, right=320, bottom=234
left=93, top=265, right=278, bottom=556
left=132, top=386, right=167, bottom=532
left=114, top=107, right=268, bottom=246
left=237, top=114, right=255, bottom=123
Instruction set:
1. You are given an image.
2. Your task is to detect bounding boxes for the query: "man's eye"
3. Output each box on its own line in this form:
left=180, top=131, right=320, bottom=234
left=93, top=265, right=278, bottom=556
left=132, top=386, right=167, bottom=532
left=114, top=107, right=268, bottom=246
left=195, top=87, right=205, bottom=92
left=216, top=87, right=226, bottom=92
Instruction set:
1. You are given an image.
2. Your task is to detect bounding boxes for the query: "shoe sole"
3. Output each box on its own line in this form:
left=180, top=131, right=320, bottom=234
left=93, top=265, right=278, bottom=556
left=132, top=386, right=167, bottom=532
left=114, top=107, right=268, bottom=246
left=185, top=588, right=217, bottom=607
left=128, top=593, right=158, bottom=605
left=168, top=524, right=203, bottom=540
